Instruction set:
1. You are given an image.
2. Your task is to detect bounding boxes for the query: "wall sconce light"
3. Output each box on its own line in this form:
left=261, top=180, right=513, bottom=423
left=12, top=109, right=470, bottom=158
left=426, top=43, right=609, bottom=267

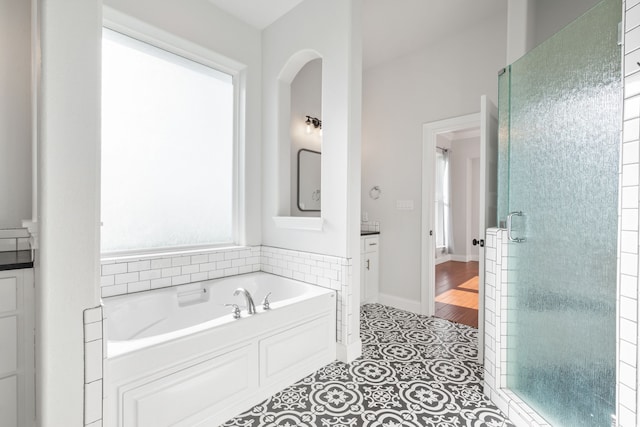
left=305, top=116, right=322, bottom=135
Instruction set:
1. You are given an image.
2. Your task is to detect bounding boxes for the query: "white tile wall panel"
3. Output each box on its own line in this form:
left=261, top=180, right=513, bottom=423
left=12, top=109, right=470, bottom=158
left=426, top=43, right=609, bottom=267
left=83, top=306, right=103, bottom=427
left=628, top=3, right=640, bottom=31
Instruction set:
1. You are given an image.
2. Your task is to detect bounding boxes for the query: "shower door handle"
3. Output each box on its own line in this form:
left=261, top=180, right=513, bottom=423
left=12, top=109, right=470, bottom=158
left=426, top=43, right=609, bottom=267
left=507, top=211, right=525, bottom=243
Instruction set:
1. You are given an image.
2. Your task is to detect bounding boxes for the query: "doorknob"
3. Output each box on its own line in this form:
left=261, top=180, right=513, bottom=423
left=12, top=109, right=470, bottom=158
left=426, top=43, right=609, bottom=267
left=472, top=238, right=485, bottom=247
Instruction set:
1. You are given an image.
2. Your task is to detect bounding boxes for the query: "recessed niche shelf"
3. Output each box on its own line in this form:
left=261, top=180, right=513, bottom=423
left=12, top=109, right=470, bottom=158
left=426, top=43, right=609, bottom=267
left=272, top=216, right=324, bottom=231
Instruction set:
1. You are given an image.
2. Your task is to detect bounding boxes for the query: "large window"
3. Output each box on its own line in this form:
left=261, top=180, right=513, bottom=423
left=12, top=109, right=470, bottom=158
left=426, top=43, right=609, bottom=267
left=435, top=148, right=452, bottom=252
left=101, top=28, right=235, bottom=254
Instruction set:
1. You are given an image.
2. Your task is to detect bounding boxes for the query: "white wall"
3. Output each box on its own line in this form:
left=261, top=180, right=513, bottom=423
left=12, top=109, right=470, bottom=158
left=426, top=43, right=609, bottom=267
left=37, top=0, right=101, bottom=425
left=361, top=13, right=506, bottom=303
left=262, top=0, right=362, bottom=259
left=507, top=0, right=601, bottom=63
left=533, top=0, right=601, bottom=48
left=290, top=58, right=322, bottom=217
left=0, top=0, right=32, bottom=228
left=103, top=0, right=263, bottom=246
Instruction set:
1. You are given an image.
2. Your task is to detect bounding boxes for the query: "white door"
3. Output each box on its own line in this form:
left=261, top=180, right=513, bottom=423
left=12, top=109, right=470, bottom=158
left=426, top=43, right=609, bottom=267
left=478, top=95, right=498, bottom=363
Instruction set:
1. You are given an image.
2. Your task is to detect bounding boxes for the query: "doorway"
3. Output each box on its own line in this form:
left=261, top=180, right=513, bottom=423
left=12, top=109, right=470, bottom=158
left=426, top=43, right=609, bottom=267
left=421, top=97, right=499, bottom=362
left=433, top=129, right=481, bottom=328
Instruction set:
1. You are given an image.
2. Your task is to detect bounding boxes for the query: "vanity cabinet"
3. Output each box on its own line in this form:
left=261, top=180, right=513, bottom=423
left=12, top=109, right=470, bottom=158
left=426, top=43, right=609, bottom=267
left=360, top=235, right=379, bottom=304
left=0, top=268, right=34, bottom=427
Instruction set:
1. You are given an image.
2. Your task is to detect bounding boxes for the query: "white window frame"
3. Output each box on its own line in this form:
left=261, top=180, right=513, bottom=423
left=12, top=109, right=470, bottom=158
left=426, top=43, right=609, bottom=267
left=101, top=7, right=246, bottom=258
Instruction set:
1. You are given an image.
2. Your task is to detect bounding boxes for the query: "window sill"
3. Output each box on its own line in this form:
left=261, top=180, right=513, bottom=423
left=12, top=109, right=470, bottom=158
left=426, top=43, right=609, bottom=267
left=272, top=216, right=324, bottom=231
left=101, top=244, right=247, bottom=263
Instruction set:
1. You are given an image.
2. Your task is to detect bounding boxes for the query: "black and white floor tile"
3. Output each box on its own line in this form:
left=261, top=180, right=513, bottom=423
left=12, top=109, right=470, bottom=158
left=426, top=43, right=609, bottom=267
left=221, top=304, right=514, bottom=427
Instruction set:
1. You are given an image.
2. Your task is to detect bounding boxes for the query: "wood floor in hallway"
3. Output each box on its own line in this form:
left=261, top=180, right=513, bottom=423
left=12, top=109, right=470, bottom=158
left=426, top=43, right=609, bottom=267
left=435, top=260, right=479, bottom=328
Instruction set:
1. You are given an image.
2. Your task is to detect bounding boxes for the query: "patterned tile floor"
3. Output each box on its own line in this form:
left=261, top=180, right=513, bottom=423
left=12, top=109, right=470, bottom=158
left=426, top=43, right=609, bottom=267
left=221, top=304, right=514, bottom=427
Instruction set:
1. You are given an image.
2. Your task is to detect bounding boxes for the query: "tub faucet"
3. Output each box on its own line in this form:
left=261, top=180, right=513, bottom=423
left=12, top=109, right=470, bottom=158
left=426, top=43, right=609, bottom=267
left=233, top=288, right=256, bottom=315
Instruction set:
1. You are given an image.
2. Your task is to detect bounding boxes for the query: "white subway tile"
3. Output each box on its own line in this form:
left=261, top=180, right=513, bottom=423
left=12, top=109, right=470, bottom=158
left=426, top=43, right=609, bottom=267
left=84, top=379, right=102, bottom=425
left=101, top=284, right=127, bottom=298
left=191, top=272, right=208, bottom=282
left=620, top=339, right=637, bottom=367
left=231, top=258, right=246, bottom=268
left=629, top=3, right=640, bottom=32
left=238, top=265, right=252, bottom=274
left=150, top=258, right=171, bottom=269
left=623, top=164, right=640, bottom=188
left=622, top=187, right=638, bottom=209
left=621, top=252, right=638, bottom=276
left=83, top=306, right=103, bottom=325
left=114, top=272, right=138, bottom=285
left=621, top=208, right=639, bottom=231
left=127, top=281, right=151, bottom=293
left=621, top=296, right=639, bottom=322
left=224, top=251, right=240, bottom=260
left=620, top=383, right=636, bottom=411
left=84, top=340, right=103, bottom=383
left=626, top=96, right=640, bottom=122
left=102, top=263, right=127, bottom=276
left=84, top=322, right=102, bottom=342
left=620, top=274, right=638, bottom=299
left=209, top=253, right=225, bottom=262
left=621, top=318, right=638, bottom=345
left=200, top=262, right=217, bottom=272
left=618, top=404, right=636, bottom=427
left=127, top=260, right=150, bottom=272
left=139, top=269, right=161, bottom=281
left=171, top=275, right=191, bottom=286
left=191, top=254, right=208, bottom=264
left=161, top=267, right=181, bottom=278
left=100, top=275, right=114, bottom=287
left=181, top=264, right=199, bottom=275
left=171, top=256, right=190, bottom=267
left=627, top=24, right=640, bottom=55
left=151, top=277, right=171, bottom=289
left=625, top=118, right=640, bottom=143
left=217, top=260, right=232, bottom=269
left=620, top=362, right=637, bottom=389
left=224, top=267, right=239, bottom=276
left=208, top=270, right=224, bottom=280
left=621, top=231, right=639, bottom=253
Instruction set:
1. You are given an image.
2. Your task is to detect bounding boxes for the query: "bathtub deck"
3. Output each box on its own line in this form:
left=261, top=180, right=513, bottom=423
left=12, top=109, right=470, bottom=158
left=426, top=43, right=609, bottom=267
left=221, top=303, right=514, bottom=426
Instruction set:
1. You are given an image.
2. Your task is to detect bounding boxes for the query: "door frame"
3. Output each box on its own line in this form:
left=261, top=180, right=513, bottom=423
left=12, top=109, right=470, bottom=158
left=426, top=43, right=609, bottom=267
left=420, top=112, right=481, bottom=318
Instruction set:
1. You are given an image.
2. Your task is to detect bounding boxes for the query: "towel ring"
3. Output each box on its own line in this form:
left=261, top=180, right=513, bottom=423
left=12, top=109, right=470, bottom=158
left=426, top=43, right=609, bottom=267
left=369, top=186, right=381, bottom=200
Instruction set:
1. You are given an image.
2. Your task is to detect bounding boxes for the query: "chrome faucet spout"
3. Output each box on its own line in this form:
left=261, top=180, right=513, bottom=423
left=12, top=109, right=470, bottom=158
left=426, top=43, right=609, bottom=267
left=233, top=287, right=256, bottom=315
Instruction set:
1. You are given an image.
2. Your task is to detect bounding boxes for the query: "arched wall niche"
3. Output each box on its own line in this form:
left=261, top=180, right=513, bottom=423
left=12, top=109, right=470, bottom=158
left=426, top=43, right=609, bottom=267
left=276, top=49, right=323, bottom=218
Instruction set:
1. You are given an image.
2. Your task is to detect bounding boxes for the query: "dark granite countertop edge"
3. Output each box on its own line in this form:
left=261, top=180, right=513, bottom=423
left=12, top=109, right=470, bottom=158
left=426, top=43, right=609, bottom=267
left=0, top=250, right=34, bottom=271
left=360, top=231, right=380, bottom=236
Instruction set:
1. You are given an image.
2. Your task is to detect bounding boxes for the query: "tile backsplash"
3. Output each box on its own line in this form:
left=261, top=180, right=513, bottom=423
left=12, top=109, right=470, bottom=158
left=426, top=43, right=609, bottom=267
left=100, top=245, right=354, bottom=345
left=100, top=246, right=261, bottom=297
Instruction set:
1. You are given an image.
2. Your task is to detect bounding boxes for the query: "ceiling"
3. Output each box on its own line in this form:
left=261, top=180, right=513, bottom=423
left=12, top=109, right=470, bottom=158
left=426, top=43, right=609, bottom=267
left=207, top=0, right=303, bottom=29
left=208, top=0, right=507, bottom=70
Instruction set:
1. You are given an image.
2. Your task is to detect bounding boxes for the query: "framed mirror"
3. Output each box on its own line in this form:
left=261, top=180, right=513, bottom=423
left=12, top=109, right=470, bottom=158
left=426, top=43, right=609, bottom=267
left=297, top=149, right=321, bottom=211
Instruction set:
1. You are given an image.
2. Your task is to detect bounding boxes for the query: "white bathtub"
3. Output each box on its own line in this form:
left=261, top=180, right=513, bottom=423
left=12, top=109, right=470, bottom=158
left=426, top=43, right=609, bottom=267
left=103, top=272, right=337, bottom=427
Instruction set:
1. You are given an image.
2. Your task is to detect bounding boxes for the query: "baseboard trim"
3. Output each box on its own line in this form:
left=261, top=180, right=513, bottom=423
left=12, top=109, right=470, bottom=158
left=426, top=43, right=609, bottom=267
left=435, top=255, right=452, bottom=265
left=378, top=293, right=421, bottom=315
left=336, top=339, right=362, bottom=363
left=450, top=254, right=479, bottom=263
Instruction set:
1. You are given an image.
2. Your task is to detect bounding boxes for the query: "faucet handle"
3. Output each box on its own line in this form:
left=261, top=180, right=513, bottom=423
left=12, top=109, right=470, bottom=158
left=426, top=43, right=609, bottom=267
left=262, top=292, right=272, bottom=310
left=224, top=303, right=241, bottom=319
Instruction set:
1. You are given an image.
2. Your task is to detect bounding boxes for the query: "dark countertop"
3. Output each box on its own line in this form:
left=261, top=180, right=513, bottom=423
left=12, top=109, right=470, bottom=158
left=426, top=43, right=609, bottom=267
left=0, top=250, right=34, bottom=271
left=360, top=231, right=380, bottom=236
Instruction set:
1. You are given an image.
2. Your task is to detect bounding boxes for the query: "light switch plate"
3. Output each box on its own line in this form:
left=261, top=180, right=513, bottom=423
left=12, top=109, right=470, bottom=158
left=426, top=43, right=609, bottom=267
left=396, top=200, right=414, bottom=210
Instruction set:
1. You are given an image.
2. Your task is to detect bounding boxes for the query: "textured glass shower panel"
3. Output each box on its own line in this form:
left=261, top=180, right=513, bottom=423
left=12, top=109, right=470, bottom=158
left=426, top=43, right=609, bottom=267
left=505, top=0, right=621, bottom=426
left=497, top=66, right=511, bottom=225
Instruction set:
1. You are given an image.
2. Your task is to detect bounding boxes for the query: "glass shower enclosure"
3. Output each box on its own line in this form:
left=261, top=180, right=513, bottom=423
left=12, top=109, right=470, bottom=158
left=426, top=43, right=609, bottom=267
left=497, top=0, right=621, bottom=425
